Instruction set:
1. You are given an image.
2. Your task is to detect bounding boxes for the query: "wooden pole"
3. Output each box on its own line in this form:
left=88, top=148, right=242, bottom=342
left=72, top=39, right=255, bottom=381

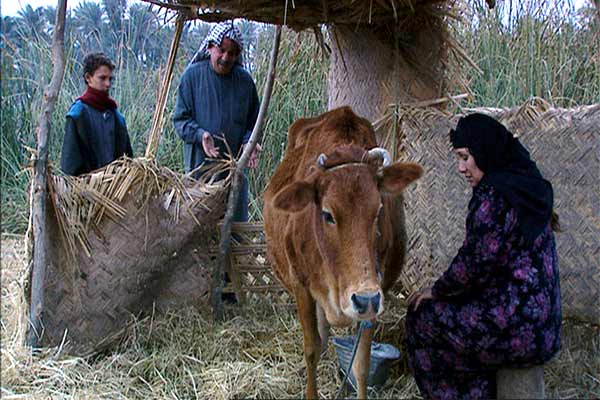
left=27, top=0, right=68, bottom=348
left=145, top=16, right=186, bottom=159
left=212, top=26, right=282, bottom=320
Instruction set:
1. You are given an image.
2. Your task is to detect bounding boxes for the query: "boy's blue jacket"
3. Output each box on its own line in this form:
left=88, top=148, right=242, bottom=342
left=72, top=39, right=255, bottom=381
left=60, top=100, right=133, bottom=176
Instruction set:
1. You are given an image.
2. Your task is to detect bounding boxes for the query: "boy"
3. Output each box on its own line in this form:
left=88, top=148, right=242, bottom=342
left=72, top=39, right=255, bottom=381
left=61, top=52, right=133, bottom=176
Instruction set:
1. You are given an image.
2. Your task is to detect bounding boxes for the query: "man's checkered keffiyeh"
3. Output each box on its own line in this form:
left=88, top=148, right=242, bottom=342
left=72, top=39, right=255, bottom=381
left=189, top=22, right=244, bottom=67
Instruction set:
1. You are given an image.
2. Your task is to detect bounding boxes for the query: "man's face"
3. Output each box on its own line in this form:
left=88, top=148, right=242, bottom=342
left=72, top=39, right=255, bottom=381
left=208, top=38, right=240, bottom=75
left=85, top=65, right=113, bottom=93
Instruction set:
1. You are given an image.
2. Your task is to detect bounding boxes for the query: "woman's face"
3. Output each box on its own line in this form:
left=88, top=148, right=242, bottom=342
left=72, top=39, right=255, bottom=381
left=454, top=148, right=484, bottom=187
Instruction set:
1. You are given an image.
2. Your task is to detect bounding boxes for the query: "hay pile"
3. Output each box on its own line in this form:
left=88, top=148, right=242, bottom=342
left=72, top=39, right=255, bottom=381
left=3, top=235, right=599, bottom=398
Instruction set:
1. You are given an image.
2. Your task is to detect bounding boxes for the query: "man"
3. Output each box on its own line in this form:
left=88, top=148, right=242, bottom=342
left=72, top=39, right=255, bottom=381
left=61, top=52, right=133, bottom=176
left=173, top=22, right=261, bottom=223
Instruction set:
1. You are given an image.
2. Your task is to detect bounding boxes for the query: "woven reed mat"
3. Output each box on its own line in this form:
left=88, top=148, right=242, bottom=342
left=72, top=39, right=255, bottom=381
left=214, top=222, right=292, bottom=306
left=393, top=101, right=600, bottom=325
left=28, top=158, right=229, bottom=354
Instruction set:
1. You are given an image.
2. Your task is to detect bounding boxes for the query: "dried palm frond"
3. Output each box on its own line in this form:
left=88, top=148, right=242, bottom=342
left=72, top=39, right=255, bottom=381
left=46, top=156, right=232, bottom=262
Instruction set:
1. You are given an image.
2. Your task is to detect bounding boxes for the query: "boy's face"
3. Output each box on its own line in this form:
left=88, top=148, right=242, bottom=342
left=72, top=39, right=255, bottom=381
left=85, top=65, right=113, bottom=93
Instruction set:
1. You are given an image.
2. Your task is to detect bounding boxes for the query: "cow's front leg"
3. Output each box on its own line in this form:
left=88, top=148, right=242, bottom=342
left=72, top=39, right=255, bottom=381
left=316, top=304, right=330, bottom=355
left=296, top=287, right=321, bottom=399
left=352, top=320, right=375, bottom=399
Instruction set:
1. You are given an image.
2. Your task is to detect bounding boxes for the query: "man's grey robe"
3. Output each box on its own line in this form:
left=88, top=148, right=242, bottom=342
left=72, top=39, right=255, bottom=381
left=173, top=60, right=260, bottom=173
left=173, top=59, right=260, bottom=222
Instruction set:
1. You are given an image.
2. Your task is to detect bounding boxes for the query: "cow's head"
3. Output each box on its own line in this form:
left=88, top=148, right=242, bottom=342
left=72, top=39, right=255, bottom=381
left=273, top=145, right=423, bottom=322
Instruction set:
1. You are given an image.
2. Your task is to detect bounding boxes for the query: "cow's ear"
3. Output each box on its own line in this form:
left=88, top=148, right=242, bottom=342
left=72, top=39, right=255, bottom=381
left=273, top=181, right=316, bottom=212
left=378, top=162, right=423, bottom=195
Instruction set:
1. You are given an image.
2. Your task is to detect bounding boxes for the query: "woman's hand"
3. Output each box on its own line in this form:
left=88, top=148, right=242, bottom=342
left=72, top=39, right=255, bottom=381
left=407, top=287, right=434, bottom=311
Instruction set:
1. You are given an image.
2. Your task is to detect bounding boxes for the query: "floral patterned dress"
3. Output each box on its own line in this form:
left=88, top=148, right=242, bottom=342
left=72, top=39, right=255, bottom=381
left=405, top=183, right=561, bottom=400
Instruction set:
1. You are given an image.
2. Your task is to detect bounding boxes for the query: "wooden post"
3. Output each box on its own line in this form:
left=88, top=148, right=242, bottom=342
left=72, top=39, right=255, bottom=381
left=27, top=0, right=68, bottom=348
left=145, top=16, right=186, bottom=159
left=212, top=26, right=282, bottom=320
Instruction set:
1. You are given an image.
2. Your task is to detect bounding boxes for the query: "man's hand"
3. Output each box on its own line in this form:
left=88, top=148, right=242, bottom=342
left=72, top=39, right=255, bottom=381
left=202, top=131, right=219, bottom=158
left=407, top=287, right=434, bottom=312
left=243, top=143, right=262, bottom=169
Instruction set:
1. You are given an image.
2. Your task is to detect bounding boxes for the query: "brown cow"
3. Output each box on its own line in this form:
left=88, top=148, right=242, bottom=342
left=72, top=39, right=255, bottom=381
left=263, top=106, right=423, bottom=399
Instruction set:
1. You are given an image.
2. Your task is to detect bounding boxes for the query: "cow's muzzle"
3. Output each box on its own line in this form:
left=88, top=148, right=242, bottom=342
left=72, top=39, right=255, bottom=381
left=349, top=291, right=383, bottom=318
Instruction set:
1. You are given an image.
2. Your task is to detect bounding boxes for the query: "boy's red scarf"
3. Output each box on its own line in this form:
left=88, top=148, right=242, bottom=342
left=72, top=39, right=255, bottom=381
left=77, top=86, right=118, bottom=112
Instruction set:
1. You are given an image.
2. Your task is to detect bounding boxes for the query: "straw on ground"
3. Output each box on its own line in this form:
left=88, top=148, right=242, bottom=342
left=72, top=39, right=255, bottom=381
left=1, top=235, right=598, bottom=399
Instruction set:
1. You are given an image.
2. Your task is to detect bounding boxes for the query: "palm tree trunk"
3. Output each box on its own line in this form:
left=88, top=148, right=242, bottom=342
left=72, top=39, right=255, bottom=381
left=327, top=24, right=447, bottom=140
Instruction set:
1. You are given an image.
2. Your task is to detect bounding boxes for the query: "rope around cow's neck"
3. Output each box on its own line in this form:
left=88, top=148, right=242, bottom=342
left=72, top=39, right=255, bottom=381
left=335, top=320, right=374, bottom=400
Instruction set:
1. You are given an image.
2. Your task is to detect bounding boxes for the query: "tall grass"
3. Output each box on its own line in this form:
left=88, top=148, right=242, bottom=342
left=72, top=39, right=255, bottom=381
left=456, top=0, right=599, bottom=107
left=1, top=1, right=598, bottom=233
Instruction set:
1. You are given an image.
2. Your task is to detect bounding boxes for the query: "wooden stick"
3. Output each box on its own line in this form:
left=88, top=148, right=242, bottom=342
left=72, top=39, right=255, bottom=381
left=27, top=0, right=68, bottom=348
left=212, top=26, right=282, bottom=321
left=145, top=16, right=185, bottom=158
left=387, top=93, right=470, bottom=109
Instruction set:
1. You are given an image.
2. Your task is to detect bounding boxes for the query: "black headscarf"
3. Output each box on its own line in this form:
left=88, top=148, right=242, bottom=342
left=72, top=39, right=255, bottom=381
left=450, top=113, right=553, bottom=244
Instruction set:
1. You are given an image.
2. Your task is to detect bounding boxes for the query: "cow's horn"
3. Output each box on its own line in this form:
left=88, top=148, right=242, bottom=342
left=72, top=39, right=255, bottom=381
left=317, top=153, right=327, bottom=168
left=367, top=147, right=391, bottom=167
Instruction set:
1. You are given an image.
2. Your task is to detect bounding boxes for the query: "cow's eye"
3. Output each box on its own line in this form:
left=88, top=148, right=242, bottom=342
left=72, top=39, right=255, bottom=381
left=322, top=210, right=335, bottom=225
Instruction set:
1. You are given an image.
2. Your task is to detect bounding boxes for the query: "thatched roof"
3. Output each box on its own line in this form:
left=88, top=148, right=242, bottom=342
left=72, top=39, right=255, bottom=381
left=142, top=0, right=453, bottom=30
